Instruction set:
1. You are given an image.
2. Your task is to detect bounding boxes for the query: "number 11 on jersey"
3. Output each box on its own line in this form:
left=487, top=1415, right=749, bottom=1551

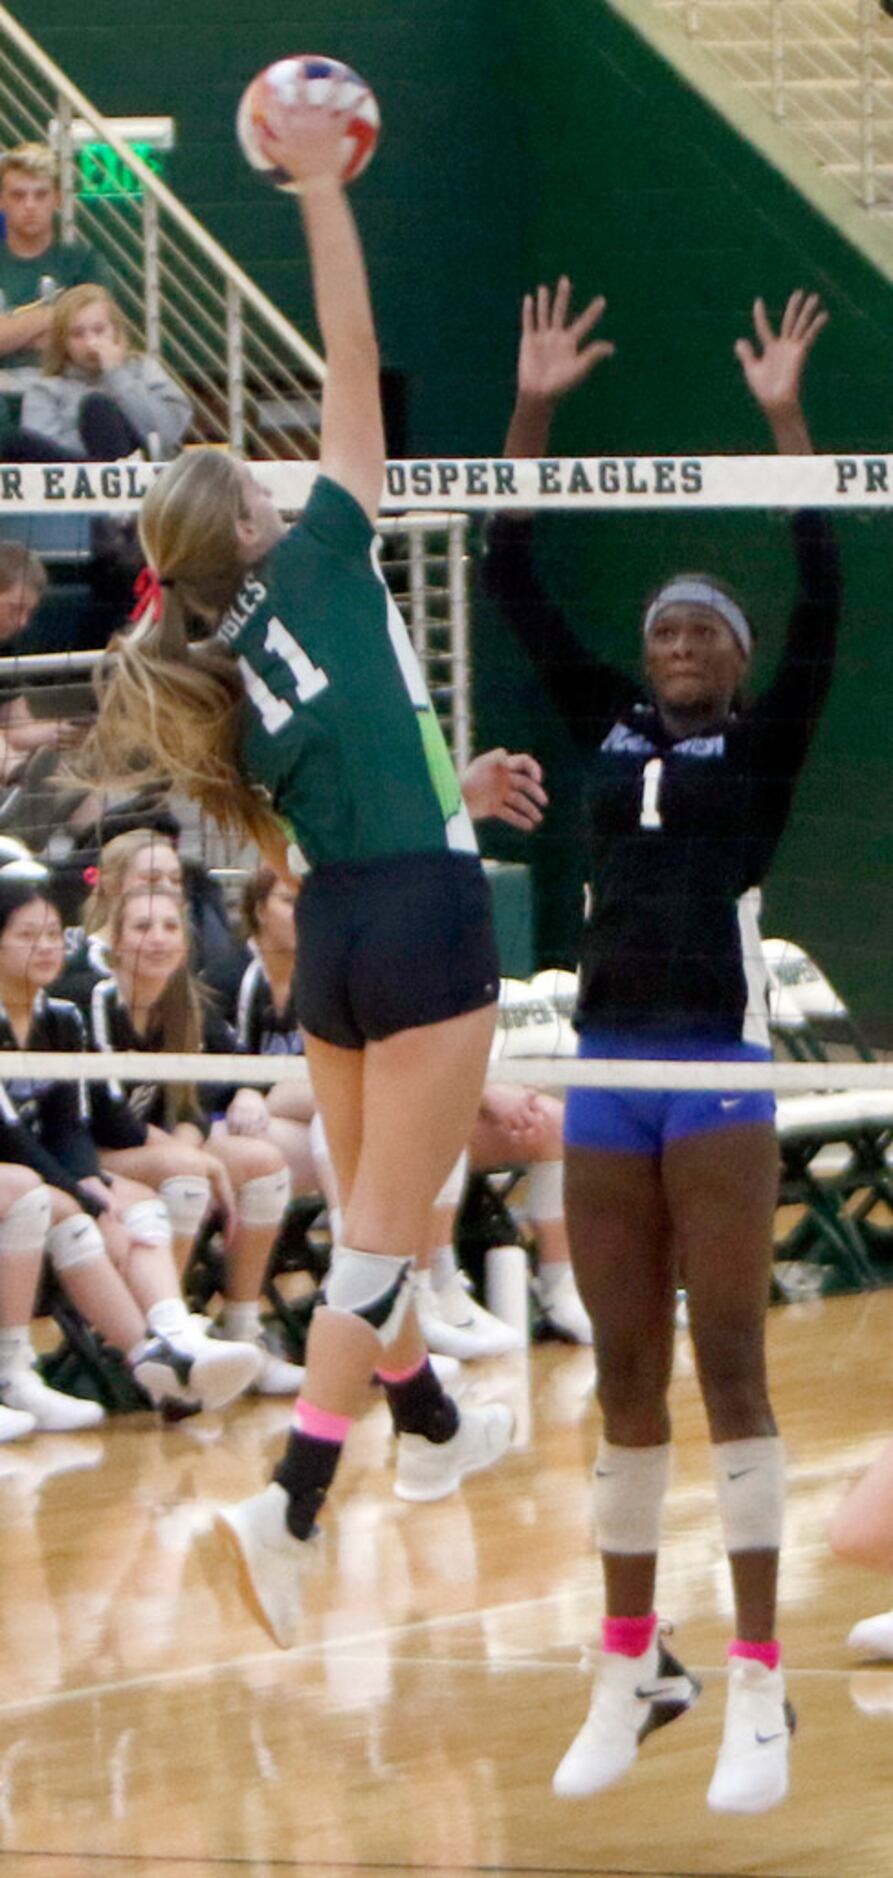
left=239, top=615, right=329, bottom=735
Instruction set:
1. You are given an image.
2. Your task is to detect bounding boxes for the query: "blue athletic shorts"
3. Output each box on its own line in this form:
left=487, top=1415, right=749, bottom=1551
left=295, top=851, right=499, bottom=1050
left=564, top=1028, right=776, bottom=1154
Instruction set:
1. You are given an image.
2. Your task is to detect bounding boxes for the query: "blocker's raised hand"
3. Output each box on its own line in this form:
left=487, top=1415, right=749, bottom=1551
left=517, top=276, right=615, bottom=406
left=734, top=290, right=828, bottom=418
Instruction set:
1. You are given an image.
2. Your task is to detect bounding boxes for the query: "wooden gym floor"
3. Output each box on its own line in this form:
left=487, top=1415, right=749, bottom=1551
left=1, top=1288, right=893, bottom=1878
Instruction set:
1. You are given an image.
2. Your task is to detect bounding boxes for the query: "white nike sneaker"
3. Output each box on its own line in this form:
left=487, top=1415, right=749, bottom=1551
left=707, top=1657, right=795, bottom=1814
left=0, top=1402, right=35, bottom=1444
left=553, top=1635, right=701, bottom=1798
left=533, top=1268, right=594, bottom=1345
left=216, top=1481, right=322, bottom=1648
left=0, top=1358, right=105, bottom=1431
left=394, top=1401, right=514, bottom=1502
left=415, top=1271, right=524, bottom=1360
left=133, top=1320, right=262, bottom=1414
left=247, top=1333, right=305, bottom=1398
left=848, top=1610, right=893, bottom=1661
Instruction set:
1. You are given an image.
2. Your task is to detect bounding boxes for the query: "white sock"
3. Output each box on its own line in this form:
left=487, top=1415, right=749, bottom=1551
left=0, top=1326, right=33, bottom=1384
left=431, top=1246, right=459, bottom=1292
left=537, top=1260, right=571, bottom=1303
left=146, top=1297, right=190, bottom=1339
left=222, top=1300, right=261, bottom=1342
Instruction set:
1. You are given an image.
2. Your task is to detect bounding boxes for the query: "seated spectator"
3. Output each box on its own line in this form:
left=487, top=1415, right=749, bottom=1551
left=0, top=870, right=262, bottom=1417
left=14, top=285, right=191, bottom=462
left=0, top=143, right=114, bottom=403
left=67, top=883, right=302, bottom=1395
left=61, top=819, right=247, bottom=989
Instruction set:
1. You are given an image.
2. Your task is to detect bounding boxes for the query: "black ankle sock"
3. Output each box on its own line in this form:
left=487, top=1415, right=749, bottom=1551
left=382, top=1359, right=459, bottom=1444
left=273, top=1429, right=343, bottom=1539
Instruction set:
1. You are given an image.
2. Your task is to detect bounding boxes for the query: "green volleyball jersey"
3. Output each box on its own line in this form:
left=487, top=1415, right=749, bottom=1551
left=218, top=474, right=477, bottom=870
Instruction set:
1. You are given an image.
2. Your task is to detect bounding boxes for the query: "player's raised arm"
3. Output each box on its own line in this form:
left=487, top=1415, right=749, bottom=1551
left=503, top=275, right=614, bottom=459
left=254, top=94, right=384, bottom=521
left=734, top=290, right=828, bottom=456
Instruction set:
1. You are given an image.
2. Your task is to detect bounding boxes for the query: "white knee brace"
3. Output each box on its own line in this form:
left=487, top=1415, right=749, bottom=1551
left=124, top=1198, right=172, bottom=1250
left=525, top=1159, right=564, bottom=1224
left=159, top=1175, right=211, bottom=1240
left=45, top=1213, right=105, bottom=1272
left=323, top=1246, right=413, bottom=1347
left=593, top=1440, right=672, bottom=1555
left=712, top=1436, right=786, bottom=1552
left=309, top=1111, right=330, bottom=1171
left=0, top=1184, right=52, bottom=1256
left=238, top=1165, right=291, bottom=1229
left=435, top=1150, right=468, bottom=1210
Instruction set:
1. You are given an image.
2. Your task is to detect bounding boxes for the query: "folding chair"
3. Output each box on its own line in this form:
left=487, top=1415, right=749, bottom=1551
left=765, top=938, right=893, bottom=1293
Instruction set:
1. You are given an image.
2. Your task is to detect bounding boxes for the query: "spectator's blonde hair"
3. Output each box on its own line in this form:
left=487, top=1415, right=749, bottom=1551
left=108, top=884, right=204, bottom=1126
left=0, top=543, right=46, bottom=599
left=78, top=448, right=280, bottom=850
left=82, top=827, right=181, bottom=935
left=43, top=284, right=130, bottom=377
left=0, top=143, right=58, bottom=187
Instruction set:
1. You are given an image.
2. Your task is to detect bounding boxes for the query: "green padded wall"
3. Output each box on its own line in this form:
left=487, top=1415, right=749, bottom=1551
left=14, top=0, right=893, bottom=1033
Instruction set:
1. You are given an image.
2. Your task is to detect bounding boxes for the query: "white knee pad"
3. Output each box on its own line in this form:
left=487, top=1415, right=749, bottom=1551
left=435, top=1150, right=468, bottom=1210
left=593, top=1440, right=672, bottom=1555
left=0, top=1184, right=52, bottom=1256
left=713, top=1436, right=786, bottom=1553
left=323, top=1245, right=414, bottom=1347
left=159, top=1175, right=211, bottom=1240
left=238, top=1165, right=290, bottom=1229
left=45, top=1213, right=105, bottom=1272
left=309, top=1111, right=330, bottom=1170
left=124, top=1198, right=172, bottom=1250
left=525, top=1158, right=563, bottom=1223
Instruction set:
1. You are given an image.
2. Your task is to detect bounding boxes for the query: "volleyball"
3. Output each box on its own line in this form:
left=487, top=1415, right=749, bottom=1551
left=236, top=55, right=380, bottom=193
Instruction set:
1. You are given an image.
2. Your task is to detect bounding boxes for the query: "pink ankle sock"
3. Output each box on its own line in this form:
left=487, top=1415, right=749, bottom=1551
left=376, top=1356, right=426, bottom=1386
left=602, top=1612, right=658, bottom=1658
left=729, top=1638, right=781, bottom=1670
left=293, top=1399, right=353, bottom=1444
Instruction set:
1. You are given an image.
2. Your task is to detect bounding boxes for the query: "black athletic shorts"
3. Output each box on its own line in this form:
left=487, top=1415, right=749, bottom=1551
left=295, top=851, right=500, bottom=1049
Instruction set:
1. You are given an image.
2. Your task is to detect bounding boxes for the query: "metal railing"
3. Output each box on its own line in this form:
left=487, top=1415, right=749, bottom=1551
left=0, top=4, right=325, bottom=454
left=651, top=0, right=893, bottom=215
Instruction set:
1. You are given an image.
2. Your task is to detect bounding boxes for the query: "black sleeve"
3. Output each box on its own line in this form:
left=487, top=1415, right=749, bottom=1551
left=196, top=1006, right=244, bottom=1119
left=746, top=510, right=841, bottom=775
left=63, top=974, right=150, bottom=1151
left=0, top=1086, right=103, bottom=1214
left=480, top=514, right=641, bottom=746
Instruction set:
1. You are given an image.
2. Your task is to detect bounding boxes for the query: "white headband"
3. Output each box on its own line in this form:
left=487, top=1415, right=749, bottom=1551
left=643, top=578, right=752, bottom=655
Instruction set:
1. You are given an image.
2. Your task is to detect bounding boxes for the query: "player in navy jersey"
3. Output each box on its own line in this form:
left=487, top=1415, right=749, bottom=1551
left=79, top=89, right=517, bottom=1645
left=483, top=280, right=837, bottom=1813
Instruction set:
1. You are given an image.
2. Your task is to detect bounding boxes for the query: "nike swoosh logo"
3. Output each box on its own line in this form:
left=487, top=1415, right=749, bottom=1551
left=755, top=1731, right=786, bottom=1745
left=720, top=1097, right=743, bottom=1110
left=728, top=1467, right=758, bottom=1480
left=636, top=1680, right=691, bottom=1701
left=595, top=1469, right=614, bottom=1478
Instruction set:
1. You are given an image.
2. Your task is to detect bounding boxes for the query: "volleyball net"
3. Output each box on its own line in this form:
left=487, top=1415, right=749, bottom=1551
left=0, top=453, right=890, bottom=1106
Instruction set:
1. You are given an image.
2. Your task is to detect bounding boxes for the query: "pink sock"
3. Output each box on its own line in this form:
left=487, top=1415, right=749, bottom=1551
left=376, top=1356, right=427, bottom=1386
left=729, top=1638, right=781, bottom=1670
left=602, top=1612, right=658, bottom=1658
left=293, top=1399, right=353, bottom=1444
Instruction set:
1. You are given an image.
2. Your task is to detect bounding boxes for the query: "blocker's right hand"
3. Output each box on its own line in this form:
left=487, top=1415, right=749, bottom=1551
left=517, top=276, right=615, bottom=406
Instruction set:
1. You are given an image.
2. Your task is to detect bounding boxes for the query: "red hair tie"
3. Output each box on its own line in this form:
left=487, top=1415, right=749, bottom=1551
left=129, top=565, right=167, bottom=626
left=81, top=865, right=99, bottom=888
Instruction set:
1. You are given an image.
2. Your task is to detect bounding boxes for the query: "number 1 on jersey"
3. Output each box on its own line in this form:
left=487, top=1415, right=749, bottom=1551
left=239, top=615, right=329, bottom=735
left=639, top=757, right=663, bottom=829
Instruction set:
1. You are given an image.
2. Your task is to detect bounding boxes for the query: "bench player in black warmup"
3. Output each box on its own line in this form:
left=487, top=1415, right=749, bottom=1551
left=80, top=88, right=514, bottom=1645
left=483, top=280, right=837, bottom=1812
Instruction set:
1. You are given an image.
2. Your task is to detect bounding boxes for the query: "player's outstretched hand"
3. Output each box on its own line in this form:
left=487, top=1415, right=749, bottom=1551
left=734, top=290, right=828, bottom=418
left=255, top=87, right=353, bottom=188
left=517, top=277, right=615, bottom=406
left=461, top=748, right=548, bottom=831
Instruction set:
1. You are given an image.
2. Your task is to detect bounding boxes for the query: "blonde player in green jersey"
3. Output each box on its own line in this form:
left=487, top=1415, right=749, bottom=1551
left=80, top=83, right=515, bottom=1645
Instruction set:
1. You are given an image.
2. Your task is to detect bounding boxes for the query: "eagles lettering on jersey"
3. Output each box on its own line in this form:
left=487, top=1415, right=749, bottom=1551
left=217, top=475, right=475, bottom=868
left=483, top=508, right=840, bottom=1041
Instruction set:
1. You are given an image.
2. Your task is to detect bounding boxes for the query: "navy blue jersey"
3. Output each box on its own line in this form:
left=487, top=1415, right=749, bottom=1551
left=0, top=991, right=104, bottom=1210
left=482, top=511, right=840, bottom=1041
left=235, top=954, right=304, bottom=1058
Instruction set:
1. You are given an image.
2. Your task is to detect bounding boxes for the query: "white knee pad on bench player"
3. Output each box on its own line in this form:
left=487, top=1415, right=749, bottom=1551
left=0, top=1184, right=52, bottom=1256
left=238, top=1165, right=290, bottom=1229
left=159, top=1175, right=211, bottom=1240
left=525, top=1159, right=563, bottom=1223
left=45, top=1213, right=105, bottom=1271
left=124, top=1198, right=172, bottom=1249
left=324, top=1246, right=414, bottom=1347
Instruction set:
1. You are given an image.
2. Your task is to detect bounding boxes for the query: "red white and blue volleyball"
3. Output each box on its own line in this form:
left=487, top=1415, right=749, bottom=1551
left=236, top=55, right=380, bottom=193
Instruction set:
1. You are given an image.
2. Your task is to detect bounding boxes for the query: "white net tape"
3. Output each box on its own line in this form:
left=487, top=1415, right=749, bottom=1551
left=0, top=453, right=892, bottom=513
